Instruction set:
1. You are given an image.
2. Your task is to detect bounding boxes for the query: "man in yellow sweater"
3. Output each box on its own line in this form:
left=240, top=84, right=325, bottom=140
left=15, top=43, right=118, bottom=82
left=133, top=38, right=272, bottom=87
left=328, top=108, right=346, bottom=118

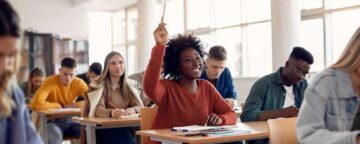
left=31, top=57, right=88, bottom=144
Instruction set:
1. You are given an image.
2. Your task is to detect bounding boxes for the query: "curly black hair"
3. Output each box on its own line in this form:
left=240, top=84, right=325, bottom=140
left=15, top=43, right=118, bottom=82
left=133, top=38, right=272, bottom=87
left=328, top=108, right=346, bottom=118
left=162, top=34, right=206, bottom=80
left=290, top=47, right=314, bottom=64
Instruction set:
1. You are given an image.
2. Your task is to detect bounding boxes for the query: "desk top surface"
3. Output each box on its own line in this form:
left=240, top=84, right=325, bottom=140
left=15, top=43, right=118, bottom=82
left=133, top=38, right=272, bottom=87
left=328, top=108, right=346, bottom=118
left=136, top=121, right=268, bottom=144
left=35, top=108, right=81, bottom=117
left=72, top=117, right=140, bottom=127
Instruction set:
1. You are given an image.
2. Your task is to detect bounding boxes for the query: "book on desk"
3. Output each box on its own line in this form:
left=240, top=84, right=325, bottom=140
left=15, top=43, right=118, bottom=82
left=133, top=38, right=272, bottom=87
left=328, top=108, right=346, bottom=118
left=172, top=125, right=250, bottom=137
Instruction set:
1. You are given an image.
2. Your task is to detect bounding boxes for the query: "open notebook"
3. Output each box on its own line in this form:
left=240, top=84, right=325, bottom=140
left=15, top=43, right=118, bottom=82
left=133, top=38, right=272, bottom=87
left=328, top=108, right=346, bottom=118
left=172, top=125, right=250, bottom=136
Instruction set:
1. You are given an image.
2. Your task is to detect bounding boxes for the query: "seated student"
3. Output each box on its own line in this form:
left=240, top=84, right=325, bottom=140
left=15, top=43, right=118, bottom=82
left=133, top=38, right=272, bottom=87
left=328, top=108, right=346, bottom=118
left=89, top=51, right=143, bottom=144
left=143, top=23, right=236, bottom=135
left=297, top=27, right=360, bottom=144
left=20, top=67, right=46, bottom=104
left=77, top=62, right=102, bottom=85
left=200, top=45, right=237, bottom=108
left=240, top=47, right=313, bottom=144
left=0, top=1, right=42, bottom=143
left=31, top=57, right=88, bottom=144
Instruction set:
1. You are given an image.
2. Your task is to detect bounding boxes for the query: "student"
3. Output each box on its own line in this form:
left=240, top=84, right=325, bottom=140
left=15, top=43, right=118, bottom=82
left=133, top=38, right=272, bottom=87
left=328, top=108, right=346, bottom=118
left=143, top=23, right=236, bottom=133
left=31, top=57, right=88, bottom=144
left=200, top=45, right=237, bottom=108
left=90, top=51, right=143, bottom=144
left=20, top=67, right=46, bottom=104
left=77, top=62, right=102, bottom=84
left=0, top=1, right=42, bottom=144
left=240, top=47, right=314, bottom=122
left=297, top=27, right=360, bottom=144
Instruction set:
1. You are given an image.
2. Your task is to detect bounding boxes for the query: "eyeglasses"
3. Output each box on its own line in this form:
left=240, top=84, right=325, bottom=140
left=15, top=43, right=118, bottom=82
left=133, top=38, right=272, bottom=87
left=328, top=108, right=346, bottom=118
left=288, top=62, right=310, bottom=79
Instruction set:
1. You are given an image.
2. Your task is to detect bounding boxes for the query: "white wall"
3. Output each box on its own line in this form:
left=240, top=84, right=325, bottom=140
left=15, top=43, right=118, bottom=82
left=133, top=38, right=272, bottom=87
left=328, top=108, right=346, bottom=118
left=9, top=0, right=88, bottom=38
left=233, top=77, right=258, bottom=103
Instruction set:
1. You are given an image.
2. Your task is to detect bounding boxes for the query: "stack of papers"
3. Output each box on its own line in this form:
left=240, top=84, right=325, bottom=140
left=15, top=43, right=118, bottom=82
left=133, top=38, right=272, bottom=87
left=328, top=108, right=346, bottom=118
left=172, top=125, right=250, bottom=136
left=118, top=114, right=140, bottom=119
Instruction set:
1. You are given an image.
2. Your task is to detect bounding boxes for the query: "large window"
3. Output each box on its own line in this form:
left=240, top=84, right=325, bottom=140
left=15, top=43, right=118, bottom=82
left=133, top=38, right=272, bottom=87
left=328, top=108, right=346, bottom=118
left=88, top=12, right=112, bottom=65
left=186, top=0, right=272, bottom=77
left=301, top=1, right=360, bottom=71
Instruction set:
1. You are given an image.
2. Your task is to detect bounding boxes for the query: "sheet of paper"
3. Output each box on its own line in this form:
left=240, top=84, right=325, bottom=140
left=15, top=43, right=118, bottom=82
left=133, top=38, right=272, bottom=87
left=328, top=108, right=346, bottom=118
left=118, top=113, right=140, bottom=119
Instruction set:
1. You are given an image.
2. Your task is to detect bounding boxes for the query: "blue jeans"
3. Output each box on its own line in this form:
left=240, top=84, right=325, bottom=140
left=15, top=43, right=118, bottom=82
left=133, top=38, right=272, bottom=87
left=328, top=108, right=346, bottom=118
left=47, top=119, right=80, bottom=144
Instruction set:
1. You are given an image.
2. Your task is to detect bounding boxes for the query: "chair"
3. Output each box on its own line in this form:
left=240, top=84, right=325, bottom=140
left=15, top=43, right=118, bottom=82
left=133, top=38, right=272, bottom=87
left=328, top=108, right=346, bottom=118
left=140, top=107, right=158, bottom=144
left=267, top=117, right=297, bottom=144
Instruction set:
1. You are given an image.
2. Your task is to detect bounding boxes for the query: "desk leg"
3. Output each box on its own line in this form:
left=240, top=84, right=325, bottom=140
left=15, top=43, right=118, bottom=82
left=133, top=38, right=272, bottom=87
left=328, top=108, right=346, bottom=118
left=150, top=137, right=182, bottom=144
left=86, top=125, right=96, bottom=144
left=40, top=113, right=48, bottom=144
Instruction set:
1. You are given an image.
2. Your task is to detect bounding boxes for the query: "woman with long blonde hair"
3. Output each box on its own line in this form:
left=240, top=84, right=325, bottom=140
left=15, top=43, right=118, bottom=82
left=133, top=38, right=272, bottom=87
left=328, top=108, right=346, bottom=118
left=0, top=1, right=42, bottom=144
left=89, top=51, right=143, bottom=144
left=297, top=27, right=360, bottom=144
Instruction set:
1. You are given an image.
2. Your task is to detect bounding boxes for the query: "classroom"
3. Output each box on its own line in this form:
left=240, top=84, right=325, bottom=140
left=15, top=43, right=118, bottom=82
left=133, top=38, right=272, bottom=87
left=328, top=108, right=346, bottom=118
left=0, top=0, right=359, bottom=144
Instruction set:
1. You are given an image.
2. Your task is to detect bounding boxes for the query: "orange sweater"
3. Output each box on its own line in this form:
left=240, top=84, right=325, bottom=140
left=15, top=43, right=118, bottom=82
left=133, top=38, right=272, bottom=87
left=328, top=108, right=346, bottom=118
left=31, top=75, right=88, bottom=110
left=143, top=44, right=236, bottom=130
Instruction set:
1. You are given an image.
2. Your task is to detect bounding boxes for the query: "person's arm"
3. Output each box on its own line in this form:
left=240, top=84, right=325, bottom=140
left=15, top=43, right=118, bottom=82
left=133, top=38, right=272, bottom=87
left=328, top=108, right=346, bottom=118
left=31, top=82, right=61, bottom=110
left=210, top=83, right=236, bottom=125
left=14, top=86, right=42, bottom=144
left=240, top=79, right=293, bottom=122
left=297, top=79, right=360, bottom=144
left=224, top=68, right=237, bottom=99
left=128, top=93, right=144, bottom=113
left=143, top=23, right=168, bottom=106
left=94, top=95, right=114, bottom=118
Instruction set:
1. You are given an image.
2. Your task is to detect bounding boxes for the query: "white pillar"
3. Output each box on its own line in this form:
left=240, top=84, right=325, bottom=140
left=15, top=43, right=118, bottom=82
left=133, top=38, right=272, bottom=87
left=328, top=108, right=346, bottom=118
left=271, top=0, right=301, bottom=70
left=137, top=0, right=159, bottom=73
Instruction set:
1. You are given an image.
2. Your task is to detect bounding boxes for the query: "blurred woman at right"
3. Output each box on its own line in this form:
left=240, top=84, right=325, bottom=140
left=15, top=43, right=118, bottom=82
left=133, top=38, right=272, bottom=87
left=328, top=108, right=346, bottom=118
left=297, top=27, right=360, bottom=144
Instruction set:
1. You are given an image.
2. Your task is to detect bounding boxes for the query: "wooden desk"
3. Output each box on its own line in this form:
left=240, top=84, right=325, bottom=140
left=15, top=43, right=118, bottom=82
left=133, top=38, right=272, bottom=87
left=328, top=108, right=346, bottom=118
left=35, top=108, right=81, bottom=144
left=72, top=117, right=141, bottom=144
left=136, top=121, right=268, bottom=144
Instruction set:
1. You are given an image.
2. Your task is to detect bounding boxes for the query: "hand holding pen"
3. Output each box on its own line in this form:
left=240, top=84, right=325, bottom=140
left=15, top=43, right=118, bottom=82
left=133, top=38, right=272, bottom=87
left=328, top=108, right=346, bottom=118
left=204, top=113, right=223, bottom=126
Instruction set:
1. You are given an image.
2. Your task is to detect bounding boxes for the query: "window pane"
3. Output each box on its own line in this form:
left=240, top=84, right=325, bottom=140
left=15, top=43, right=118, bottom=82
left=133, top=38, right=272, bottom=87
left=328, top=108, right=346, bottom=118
left=126, top=7, right=138, bottom=41
left=329, top=0, right=360, bottom=9
left=302, top=0, right=322, bottom=9
left=88, top=11, right=113, bottom=64
left=164, top=0, right=184, bottom=35
left=247, top=22, right=272, bottom=77
left=245, top=0, right=271, bottom=22
left=186, top=0, right=210, bottom=30
left=214, top=0, right=241, bottom=28
left=215, top=27, right=242, bottom=76
left=113, top=10, right=126, bottom=46
left=331, top=9, right=360, bottom=63
left=127, top=45, right=136, bottom=75
left=195, top=34, right=211, bottom=52
left=300, top=18, right=324, bottom=72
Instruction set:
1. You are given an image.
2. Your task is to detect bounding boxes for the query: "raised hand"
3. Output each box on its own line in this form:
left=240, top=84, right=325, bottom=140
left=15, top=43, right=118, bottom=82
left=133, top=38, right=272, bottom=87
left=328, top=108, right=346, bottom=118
left=153, top=23, right=168, bottom=46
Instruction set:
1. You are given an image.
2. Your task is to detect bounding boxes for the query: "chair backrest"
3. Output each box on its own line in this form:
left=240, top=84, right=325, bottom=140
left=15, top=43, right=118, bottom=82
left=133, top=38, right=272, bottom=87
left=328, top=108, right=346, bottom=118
left=140, top=107, right=158, bottom=144
left=267, top=117, right=297, bottom=144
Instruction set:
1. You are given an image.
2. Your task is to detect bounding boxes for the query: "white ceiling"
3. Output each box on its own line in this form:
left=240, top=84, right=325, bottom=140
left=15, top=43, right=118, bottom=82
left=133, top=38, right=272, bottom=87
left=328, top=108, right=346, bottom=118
left=72, top=0, right=137, bottom=11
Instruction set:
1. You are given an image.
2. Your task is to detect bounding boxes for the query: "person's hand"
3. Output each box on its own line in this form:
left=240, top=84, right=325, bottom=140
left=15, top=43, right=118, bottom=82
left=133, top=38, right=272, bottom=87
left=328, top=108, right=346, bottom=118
left=111, top=109, right=126, bottom=118
left=153, top=23, right=168, bottom=46
left=125, top=108, right=136, bottom=115
left=357, top=134, right=360, bottom=144
left=206, top=113, right=223, bottom=126
left=225, top=98, right=235, bottom=109
left=62, top=103, right=77, bottom=108
left=279, top=106, right=299, bottom=117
